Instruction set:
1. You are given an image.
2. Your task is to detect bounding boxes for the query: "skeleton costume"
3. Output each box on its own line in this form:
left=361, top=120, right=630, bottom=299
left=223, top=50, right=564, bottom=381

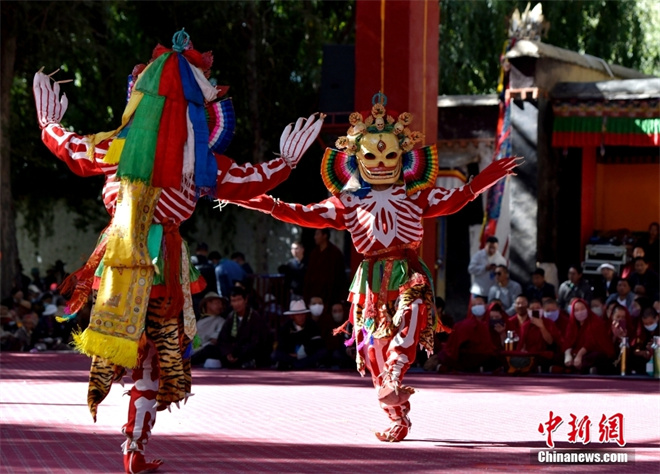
left=235, top=94, right=520, bottom=442
left=33, top=30, right=323, bottom=472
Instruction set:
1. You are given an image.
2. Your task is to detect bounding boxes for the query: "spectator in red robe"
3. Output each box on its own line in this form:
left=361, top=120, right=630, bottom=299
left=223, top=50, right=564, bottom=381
left=505, top=295, right=561, bottom=372
left=487, top=302, right=507, bottom=353
left=632, top=307, right=659, bottom=375
left=563, top=298, right=615, bottom=374
left=542, top=298, right=569, bottom=339
left=608, top=303, right=636, bottom=375
left=435, top=296, right=500, bottom=373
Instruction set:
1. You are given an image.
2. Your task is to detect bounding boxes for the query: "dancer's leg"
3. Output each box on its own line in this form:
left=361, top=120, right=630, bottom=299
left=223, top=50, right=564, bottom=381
left=361, top=295, right=426, bottom=442
left=122, top=340, right=164, bottom=473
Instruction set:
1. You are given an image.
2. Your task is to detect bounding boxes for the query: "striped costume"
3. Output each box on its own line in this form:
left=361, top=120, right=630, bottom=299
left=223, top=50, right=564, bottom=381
left=233, top=95, right=520, bottom=441
left=34, top=30, right=323, bottom=472
left=234, top=180, right=479, bottom=440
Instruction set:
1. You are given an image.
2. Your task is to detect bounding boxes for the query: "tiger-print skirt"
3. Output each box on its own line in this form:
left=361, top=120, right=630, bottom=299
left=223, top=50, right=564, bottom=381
left=87, top=293, right=191, bottom=420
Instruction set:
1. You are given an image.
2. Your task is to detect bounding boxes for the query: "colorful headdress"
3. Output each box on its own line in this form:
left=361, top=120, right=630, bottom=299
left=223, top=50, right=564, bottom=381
left=321, top=93, right=438, bottom=196
left=89, top=29, right=235, bottom=197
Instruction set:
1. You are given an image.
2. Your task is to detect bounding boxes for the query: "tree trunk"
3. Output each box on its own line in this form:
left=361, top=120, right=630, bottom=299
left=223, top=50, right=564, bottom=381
left=0, top=7, right=19, bottom=297
left=245, top=3, right=271, bottom=274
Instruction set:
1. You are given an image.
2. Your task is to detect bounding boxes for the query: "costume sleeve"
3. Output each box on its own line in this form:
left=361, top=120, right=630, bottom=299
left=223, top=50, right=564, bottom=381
left=41, top=123, right=109, bottom=177
left=421, top=185, right=476, bottom=218
left=233, top=195, right=347, bottom=231
left=213, top=154, right=292, bottom=201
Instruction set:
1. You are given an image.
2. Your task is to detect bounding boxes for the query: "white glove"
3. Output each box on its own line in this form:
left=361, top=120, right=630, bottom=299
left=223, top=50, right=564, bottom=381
left=33, top=69, right=69, bottom=129
left=564, top=350, right=573, bottom=367
left=279, top=113, right=325, bottom=168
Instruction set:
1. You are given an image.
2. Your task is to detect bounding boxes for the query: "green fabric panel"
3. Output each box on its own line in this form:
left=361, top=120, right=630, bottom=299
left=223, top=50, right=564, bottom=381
left=553, top=116, right=602, bottom=133
left=606, top=117, right=660, bottom=135
left=116, top=94, right=165, bottom=183
left=135, top=53, right=170, bottom=96
left=349, top=257, right=433, bottom=296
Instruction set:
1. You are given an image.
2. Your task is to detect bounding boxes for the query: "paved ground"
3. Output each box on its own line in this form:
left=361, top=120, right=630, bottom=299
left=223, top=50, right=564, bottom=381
left=1, top=352, right=658, bottom=473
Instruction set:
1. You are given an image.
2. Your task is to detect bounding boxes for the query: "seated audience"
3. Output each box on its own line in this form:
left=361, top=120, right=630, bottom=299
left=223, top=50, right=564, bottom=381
left=605, top=279, right=635, bottom=314
left=608, top=304, right=635, bottom=374
left=562, top=298, right=615, bottom=374
left=487, top=302, right=507, bottom=353
left=524, top=268, right=556, bottom=302
left=593, top=263, right=619, bottom=300
left=589, top=297, right=606, bottom=319
left=433, top=297, right=501, bottom=373
left=504, top=295, right=561, bottom=373
left=272, top=300, right=326, bottom=370
left=628, top=257, right=659, bottom=301
left=488, top=265, right=522, bottom=316
left=32, top=304, right=71, bottom=351
left=11, top=312, right=39, bottom=352
left=557, top=265, right=592, bottom=312
left=542, top=298, right=570, bottom=339
left=631, top=307, right=659, bottom=375
left=216, top=287, right=271, bottom=368
left=190, top=292, right=227, bottom=366
left=326, top=301, right=354, bottom=369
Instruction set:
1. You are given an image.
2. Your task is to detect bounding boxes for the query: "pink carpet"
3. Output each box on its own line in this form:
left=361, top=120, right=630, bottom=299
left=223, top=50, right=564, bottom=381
left=1, top=352, right=658, bottom=473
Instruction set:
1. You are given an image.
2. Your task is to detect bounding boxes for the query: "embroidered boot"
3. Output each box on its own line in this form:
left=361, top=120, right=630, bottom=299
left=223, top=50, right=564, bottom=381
left=122, top=440, right=164, bottom=474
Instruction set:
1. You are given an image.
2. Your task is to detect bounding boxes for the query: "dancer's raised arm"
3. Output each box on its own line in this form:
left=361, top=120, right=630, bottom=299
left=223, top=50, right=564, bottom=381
left=214, top=114, right=324, bottom=201
left=421, top=156, right=522, bottom=218
left=232, top=194, right=347, bottom=230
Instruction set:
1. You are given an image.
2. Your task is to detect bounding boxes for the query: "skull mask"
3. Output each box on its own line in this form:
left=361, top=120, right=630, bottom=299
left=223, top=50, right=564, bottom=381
left=356, top=133, right=402, bottom=185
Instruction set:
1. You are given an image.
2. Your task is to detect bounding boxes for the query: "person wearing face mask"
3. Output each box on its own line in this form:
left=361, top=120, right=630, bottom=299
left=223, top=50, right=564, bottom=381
left=308, top=296, right=325, bottom=321
left=327, top=301, right=355, bottom=369
left=632, top=307, right=659, bottom=375
left=307, top=295, right=333, bottom=357
left=631, top=296, right=653, bottom=331
left=562, top=298, right=615, bottom=374
left=590, top=297, right=606, bottom=318
left=542, top=298, right=570, bottom=341
left=504, top=295, right=561, bottom=373
left=432, top=297, right=500, bottom=373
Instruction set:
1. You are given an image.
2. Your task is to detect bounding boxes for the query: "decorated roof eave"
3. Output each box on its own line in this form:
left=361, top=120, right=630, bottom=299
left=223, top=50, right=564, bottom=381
left=551, top=78, right=660, bottom=102
left=505, top=40, right=650, bottom=80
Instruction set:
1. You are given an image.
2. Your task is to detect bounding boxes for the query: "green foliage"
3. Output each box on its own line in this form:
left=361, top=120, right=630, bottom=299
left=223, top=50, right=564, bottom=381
left=9, top=0, right=656, bottom=245
left=439, top=0, right=657, bottom=95
left=8, top=0, right=355, bottom=244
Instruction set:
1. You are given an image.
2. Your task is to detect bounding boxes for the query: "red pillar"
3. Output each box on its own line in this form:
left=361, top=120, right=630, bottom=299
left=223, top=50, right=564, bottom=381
left=581, top=147, right=597, bottom=260
left=353, top=0, right=440, bottom=274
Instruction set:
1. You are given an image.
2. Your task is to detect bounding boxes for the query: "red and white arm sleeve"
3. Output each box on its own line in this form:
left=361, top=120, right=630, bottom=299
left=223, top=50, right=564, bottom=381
left=233, top=195, right=346, bottom=231
left=420, top=185, right=476, bottom=219
left=213, top=154, right=292, bottom=201
left=41, top=123, right=108, bottom=177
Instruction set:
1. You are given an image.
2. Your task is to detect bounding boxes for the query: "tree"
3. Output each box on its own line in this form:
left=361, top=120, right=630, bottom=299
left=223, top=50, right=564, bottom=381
left=439, top=0, right=657, bottom=96
left=1, top=1, right=355, bottom=295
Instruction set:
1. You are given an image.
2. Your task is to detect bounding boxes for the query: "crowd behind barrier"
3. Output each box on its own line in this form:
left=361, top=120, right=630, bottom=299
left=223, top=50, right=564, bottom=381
left=2, top=223, right=659, bottom=378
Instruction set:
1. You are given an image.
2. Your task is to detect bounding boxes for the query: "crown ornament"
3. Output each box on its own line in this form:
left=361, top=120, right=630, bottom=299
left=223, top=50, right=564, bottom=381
left=334, top=92, right=424, bottom=154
